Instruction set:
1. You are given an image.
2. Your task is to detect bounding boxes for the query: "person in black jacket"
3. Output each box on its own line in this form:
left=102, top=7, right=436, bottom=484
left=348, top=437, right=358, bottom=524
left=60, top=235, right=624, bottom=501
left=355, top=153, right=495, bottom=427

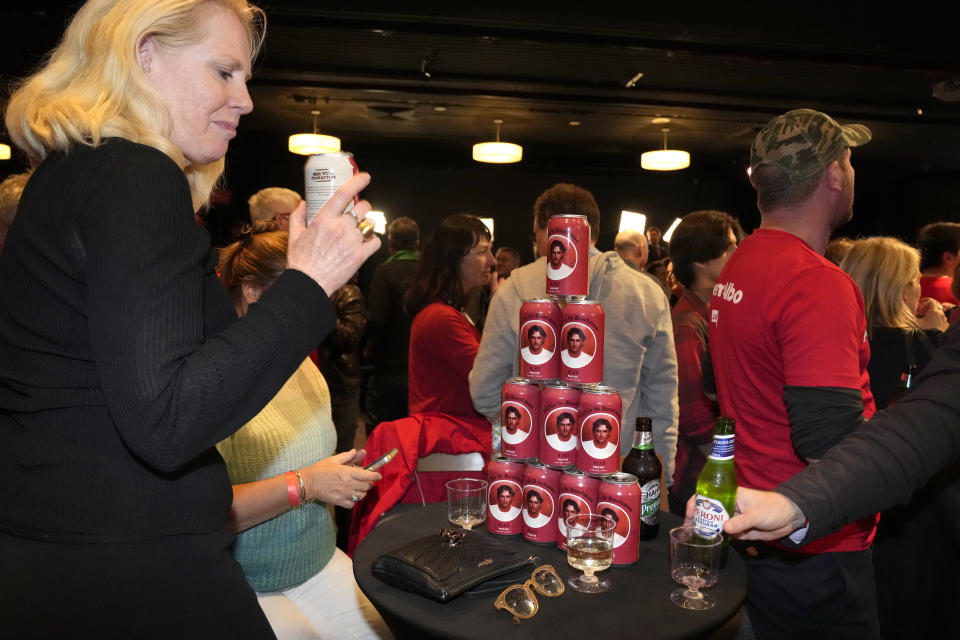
left=0, top=1, right=379, bottom=636
left=716, top=322, right=960, bottom=544
left=365, top=217, right=420, bottom=427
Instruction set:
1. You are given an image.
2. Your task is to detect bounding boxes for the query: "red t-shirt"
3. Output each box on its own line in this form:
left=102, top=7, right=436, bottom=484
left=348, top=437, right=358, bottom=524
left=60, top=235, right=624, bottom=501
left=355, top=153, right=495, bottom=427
left=708, top=229, right=877, bottom=554
left=408, top=301, right=483, bottom=418
left=920, top=275, right=958, bottom=305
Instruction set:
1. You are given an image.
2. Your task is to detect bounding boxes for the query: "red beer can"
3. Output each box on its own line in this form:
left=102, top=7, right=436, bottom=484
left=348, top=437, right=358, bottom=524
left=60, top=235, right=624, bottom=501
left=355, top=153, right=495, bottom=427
left=556, top=468, right=601, bottom=551
left=522, top=461, right=562, bottom=544
left=303, top=152, right=359, bottom=223
left=546, top=214, right=590, bottom=297
left=486, top=455, right=526, bottom=536
left=560, top=300, right=604, bottom=385
left=500, top=378, right=541, bottom=460
left=576, top=386, right=622, bottom=475
left=598, top=472, right=641, bottom=566
left=519, top=299, right=562, bottom=380
left=539, top=383, right=580, bottom=467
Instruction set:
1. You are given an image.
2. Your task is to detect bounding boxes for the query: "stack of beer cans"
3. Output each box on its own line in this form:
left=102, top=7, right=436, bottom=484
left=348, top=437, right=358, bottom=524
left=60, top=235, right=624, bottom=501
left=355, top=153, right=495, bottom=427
left=486, top=214, right=641, bottom=566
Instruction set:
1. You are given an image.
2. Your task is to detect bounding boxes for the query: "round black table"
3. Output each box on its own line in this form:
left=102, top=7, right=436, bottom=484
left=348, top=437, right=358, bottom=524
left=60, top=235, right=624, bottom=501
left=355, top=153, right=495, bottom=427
left=354, top=503, right=746, bottom=640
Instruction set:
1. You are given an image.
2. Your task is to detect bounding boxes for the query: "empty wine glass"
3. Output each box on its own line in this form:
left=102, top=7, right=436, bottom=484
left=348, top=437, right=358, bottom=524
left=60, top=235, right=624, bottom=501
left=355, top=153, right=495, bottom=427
left=446, top=478, right=488, bottom=530
left=669, top=526, right=722, bottom=610
left=565, top=514, right=615, bottom=593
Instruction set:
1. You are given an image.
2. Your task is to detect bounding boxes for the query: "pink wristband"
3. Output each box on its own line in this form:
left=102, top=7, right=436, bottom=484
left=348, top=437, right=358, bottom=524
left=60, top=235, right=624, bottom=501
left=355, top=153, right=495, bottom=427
left=285, top=471, right=301, bottom=508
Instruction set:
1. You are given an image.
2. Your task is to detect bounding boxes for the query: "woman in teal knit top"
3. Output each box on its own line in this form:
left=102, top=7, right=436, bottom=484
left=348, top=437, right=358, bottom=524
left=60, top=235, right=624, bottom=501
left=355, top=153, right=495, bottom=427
left=217, top=223, right=392, bottom=639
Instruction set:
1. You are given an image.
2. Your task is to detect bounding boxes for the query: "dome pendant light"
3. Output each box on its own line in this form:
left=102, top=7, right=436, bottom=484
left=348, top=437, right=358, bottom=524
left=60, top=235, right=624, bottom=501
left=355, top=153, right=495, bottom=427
left=289, top=109, right=341, bottom=155
left=640, top=128, right=690, bottom=171
left=473, top=119, right=522, bottom=164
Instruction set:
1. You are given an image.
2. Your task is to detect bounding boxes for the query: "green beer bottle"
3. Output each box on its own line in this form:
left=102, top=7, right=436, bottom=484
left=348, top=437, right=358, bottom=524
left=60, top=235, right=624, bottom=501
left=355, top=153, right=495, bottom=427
left=692, top=416, right=737, bottom=540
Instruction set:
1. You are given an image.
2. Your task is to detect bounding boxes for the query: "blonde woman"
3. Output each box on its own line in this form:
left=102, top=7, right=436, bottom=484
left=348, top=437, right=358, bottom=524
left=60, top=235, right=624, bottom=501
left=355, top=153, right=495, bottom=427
left=0, top=1, right=378, bottom=636
left=840, top=236, right=947, bottom=408
left=840, top=235, right=954, bottom=640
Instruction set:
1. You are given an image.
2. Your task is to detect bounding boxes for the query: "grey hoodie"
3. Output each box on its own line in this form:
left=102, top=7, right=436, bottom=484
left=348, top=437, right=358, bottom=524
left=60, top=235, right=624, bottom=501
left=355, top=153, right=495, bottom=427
left=469, top=247, right=679, bottom=483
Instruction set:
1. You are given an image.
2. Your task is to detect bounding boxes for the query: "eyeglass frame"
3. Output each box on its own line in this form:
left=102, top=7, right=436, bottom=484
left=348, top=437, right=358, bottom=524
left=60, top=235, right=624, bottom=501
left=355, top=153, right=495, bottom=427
left=493, top=564, right=565, bottom=623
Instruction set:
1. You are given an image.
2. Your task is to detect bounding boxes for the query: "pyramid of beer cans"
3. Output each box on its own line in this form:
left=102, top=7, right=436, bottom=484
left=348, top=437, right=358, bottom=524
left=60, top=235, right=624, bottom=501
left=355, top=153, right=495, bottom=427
left=487, top=214, right=642, bottom=566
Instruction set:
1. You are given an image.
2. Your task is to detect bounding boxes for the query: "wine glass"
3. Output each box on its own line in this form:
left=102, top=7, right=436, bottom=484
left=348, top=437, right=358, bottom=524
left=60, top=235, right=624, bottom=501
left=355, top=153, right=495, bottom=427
left=445, top=478, right=488, bottom=530
left=565, top=513, right=615, bottom=593
left=669, top=526, right=722, bottom=610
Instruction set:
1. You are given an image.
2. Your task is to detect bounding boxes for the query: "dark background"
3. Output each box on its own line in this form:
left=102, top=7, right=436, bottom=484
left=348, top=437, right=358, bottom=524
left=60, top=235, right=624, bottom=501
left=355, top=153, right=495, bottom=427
left=3, top=3, right=959, bottom=256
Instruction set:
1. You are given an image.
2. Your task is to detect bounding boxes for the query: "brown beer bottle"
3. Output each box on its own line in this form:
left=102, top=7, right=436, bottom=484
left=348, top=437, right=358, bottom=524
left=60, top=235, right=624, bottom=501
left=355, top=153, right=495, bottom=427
left=621, top=416, right=661, bottom=540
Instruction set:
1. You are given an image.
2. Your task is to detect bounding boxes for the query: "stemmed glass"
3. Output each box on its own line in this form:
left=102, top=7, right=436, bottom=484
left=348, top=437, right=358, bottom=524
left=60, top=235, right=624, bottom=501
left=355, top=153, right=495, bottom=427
left=669, top=526, right=722, bottom=610
left=565, top=514, right=615, bottom=593
left=445, top=478, right=488, bottom=530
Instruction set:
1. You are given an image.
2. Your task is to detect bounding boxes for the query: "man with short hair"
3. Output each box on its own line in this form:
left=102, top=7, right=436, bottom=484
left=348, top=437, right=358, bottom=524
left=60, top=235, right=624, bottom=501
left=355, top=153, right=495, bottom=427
left=247, top=186, right=301, bottom=230
left=547, top=239, right=572, bottom=279
left=917, top=221, right=960, bottom=305
left=560, top=499, right=580, bottom=535
left=708, top=109, right=879, bottom=638
left=365, top=216, right=420, bottom=426
left=546, top=412, right=577, bottom=452
left=614, top=229, right=648, bottom=270
left=561, top=327, right=590, bottom=368
left=520, top=325, right=551, bottom=365
left=495, top=246, right=521, bottom=281
left=580, top=418, right=616, bottom=458
left=524, top=490, right=550, bottom=528
left=470, top=183, right=678, bottom=481
left=647, top=226, right=669, bottom=262
left=491, top=484, right=520, bottom=521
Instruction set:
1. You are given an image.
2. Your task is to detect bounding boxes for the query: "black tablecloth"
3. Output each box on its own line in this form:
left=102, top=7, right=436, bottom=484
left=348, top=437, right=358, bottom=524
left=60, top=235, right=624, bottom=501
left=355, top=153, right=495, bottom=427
left=354, top=503, right=746, bottom=640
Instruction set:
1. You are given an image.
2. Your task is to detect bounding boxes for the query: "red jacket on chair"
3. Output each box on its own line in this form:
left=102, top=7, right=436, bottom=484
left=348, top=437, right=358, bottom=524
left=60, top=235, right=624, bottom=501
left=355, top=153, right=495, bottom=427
left=347, top=412, right=490, bottom=556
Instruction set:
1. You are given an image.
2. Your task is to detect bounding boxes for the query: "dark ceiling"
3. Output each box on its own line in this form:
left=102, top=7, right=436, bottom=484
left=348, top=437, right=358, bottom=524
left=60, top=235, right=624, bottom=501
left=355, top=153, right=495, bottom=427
left=4, top=3, right=960, bottom=176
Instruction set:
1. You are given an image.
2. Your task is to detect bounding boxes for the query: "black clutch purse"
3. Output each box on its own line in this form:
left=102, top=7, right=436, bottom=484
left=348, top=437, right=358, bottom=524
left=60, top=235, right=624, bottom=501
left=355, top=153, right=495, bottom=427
left=371, top=528, right=535, bottom=603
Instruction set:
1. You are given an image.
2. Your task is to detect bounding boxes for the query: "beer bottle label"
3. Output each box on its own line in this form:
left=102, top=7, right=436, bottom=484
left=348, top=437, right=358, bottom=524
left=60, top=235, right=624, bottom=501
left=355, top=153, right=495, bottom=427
left=693, top=495, right=729, bottom=538
left=708, top=434, right=735, bottom=460
left=640, top=479, right=660, bottom=524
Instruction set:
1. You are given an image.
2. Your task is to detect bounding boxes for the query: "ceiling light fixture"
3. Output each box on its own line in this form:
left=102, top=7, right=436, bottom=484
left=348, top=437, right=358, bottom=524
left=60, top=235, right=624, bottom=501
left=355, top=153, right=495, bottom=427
left=0, top=143, right=10, bottom=160
left=641, top=128, right=690, bottom=171
left=288, top=110, right=341, bottom=155
left=472, top=119, right=522, bottom=164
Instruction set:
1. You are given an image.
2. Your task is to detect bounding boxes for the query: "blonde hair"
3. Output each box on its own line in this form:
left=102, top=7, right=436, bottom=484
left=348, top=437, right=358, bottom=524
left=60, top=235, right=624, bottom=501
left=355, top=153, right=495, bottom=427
left=4, top=0, right=265, bottom=212
left=248, top=187, right=301, bottom=221
left=217, top=220, right=287, bottom=306
left=840, top=236, right=920, bottom=334
left=0, top=172, right=31, bottom=226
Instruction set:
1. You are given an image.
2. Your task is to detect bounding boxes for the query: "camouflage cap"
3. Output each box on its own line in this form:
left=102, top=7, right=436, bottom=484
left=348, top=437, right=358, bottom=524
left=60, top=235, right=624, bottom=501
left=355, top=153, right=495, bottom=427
left=749, top=109, right=871, bottom=192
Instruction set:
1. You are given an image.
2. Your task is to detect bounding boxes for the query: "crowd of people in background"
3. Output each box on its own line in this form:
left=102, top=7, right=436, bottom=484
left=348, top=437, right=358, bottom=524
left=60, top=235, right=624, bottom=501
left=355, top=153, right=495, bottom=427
left=1, top=2, right=959, bottom=638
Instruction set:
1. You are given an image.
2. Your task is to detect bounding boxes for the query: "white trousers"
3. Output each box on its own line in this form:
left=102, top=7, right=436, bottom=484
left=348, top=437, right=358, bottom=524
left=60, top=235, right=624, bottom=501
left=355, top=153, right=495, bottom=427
left=257, top=548, right=393, bottom=640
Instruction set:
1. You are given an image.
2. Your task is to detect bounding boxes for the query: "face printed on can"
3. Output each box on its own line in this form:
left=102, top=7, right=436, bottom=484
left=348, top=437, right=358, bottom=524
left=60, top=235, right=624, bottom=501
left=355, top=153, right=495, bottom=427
left=593, top=419, right=611, bottom=446
left=557, top=413, right=575, bottom=440
left=497, top=485, right=515, bottom=511
left=549, top=240, right=566, bottom=269
left=527, top=326, right=546, bottom=353
left=566, top=328, right=584, bottom=356
left=562, top=499, right=580, bottom=523
left=526, top=491, right=543, bottom=516
left=601, top=508, right=619, bottom=530
left=503, top=406, right=521, bottom=432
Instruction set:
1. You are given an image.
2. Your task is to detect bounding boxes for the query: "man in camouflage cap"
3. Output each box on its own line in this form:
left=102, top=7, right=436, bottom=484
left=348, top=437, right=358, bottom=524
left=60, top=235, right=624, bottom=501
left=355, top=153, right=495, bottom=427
left=706, top=109, right=881, bottom=639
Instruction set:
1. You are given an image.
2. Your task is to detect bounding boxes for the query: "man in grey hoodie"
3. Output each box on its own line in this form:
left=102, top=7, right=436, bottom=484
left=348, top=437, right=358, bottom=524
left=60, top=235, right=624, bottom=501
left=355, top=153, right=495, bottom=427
left=469, top=183, right=679, bottom=482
